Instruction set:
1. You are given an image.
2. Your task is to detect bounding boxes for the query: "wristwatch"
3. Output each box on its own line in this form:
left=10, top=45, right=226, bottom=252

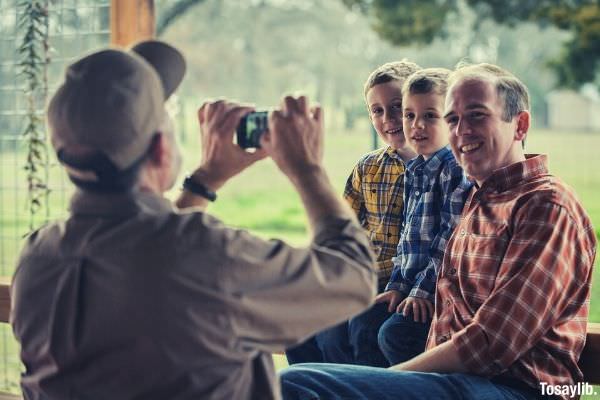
left=182, top=176, right=217, bottom=201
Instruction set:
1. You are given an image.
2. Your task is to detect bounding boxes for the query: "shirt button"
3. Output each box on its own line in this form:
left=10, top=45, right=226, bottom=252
left=449, top=268, right=457, bottom=275
left=415, top=190, right=421, bottom=196
left=460, top=229, right=466, bottom=236
left=371, top=189, right=377, bottom=193
left=387, top=233, right=392, bottom=238
left=445, top=299, right=452, bottom=307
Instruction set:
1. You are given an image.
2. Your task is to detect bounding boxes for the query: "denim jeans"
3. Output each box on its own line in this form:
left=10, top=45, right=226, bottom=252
left=280, top=363, right=543, bottom=400
left=285, top=302, right=391, bottom=367
left=378, top=312, right=431, bottom=365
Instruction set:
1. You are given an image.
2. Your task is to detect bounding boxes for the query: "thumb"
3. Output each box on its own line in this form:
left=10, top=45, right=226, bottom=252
left=311, top=105, right=322, bottom=124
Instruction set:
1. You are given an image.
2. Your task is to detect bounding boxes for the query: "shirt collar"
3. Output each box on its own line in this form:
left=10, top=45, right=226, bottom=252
left=376, top=146, right=405, bottom=163
left=406, top=145, right=452, bottom=174
left=69, top=189, right=175, bottom=217
left=480, top=154, right=548, bottom=193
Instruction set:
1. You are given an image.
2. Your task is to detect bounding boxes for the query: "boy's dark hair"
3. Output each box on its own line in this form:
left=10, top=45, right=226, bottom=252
left=363, top=60, right=422, bottom=98
left=402, top=68, right=451, bottom=99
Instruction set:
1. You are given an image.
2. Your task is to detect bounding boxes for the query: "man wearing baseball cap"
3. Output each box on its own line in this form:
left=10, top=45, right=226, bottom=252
left=10, top=40, right=377, bottom=400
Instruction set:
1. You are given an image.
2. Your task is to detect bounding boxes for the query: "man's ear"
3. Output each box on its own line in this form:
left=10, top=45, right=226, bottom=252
left=146, top=133, right=169, bottom=167
left=515, top=111, right=530, bottom=141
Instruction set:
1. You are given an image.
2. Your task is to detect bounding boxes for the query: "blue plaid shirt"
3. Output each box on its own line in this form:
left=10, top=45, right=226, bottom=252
left=386, top=146, right=472, bottom=301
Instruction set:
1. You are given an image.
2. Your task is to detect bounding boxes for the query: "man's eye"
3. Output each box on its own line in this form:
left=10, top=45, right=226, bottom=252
left=392, top=104, right=403, bottom=110
left=404, top=112, right=415, bottom=119
left=371, top=108, right=382, bottom=115
left=470, top=112, right=485, bottom=119
left=446, top=116, right=458, bottom=125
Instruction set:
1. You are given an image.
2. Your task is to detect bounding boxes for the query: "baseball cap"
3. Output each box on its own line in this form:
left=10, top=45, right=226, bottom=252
left=47, top=40, right=186, bottom=173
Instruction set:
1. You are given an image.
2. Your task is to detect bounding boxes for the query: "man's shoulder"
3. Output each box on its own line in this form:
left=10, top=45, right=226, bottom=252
left=515, top=174, right=592, bottom=226
left=520, top=173, right=576, bottom=202
left=21, top=209, right=228, bottom=259
left=20, top=220, right=65, bottom=257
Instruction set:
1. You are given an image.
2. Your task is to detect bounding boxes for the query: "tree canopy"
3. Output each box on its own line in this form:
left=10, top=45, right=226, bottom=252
left=342, top=0, right=600, bottom=89
left=152, top=0, right=571, bottom=127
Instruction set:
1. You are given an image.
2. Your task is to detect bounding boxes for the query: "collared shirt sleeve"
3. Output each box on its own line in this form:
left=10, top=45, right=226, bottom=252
left=385, top=171, right=411, bottom=297
left=451, top=199, right=596, bottom=376
left=343, top=162, right=367, bottom=227
left=410, top=162, right=471, bottom=301
left=212, top=214, right=377, bottom=352
left=342, top=151, right=405, bottom=285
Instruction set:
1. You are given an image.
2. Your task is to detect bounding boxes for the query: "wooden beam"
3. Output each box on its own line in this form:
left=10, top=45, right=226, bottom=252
left=110, top=0, right=155, bottom=47
left=0, top=277, right=10, bottom=324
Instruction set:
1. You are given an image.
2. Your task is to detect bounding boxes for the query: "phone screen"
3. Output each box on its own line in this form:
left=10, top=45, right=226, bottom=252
left=237, top=111, right=268, bottom=148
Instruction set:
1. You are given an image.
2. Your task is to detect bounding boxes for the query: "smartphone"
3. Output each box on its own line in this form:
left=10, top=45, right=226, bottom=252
left=237, top=111, right=268, bottom=149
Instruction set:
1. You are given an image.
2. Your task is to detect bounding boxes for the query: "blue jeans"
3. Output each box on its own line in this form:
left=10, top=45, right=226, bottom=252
left=280, top=363, right=543, bottom=400
left=286, top=302, right=391, bottom=367
left=378, top=312, right=431, bottom=365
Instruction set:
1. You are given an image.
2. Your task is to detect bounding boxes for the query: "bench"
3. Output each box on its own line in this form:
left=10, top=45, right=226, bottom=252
left=0, top=279, right=597, bottom=399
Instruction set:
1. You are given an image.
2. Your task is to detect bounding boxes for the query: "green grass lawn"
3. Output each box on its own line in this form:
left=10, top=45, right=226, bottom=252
left=0, top=126, right=599, bottom=393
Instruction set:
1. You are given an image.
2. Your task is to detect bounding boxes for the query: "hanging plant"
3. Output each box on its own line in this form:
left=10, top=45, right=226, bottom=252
left=17, top=0, right=50, bottom=230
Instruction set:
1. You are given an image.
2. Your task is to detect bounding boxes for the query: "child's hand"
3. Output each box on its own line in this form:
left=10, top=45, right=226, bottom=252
left=396, top=296, right=434, bottom=323
left=375, top=289, right=404, bottom=313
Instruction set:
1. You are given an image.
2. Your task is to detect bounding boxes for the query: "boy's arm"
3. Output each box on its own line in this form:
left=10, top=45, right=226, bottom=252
left=409, top=161, right=471, bottom=301
left=343, top=162, right=367, bottom=227
left=384, top=182, right=411, bottom=297
left=384, top=258, right=412, bottom=297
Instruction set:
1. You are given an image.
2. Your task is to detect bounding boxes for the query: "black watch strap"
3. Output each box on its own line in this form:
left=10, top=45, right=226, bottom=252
left=182, top=176, right=217, bottom=201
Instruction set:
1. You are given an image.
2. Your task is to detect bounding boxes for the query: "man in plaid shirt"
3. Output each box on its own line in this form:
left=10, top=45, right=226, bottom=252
left=281, top=64, right=596, bottom=400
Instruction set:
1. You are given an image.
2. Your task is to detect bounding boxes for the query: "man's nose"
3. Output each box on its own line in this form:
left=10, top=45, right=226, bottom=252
left=455, top=117, right=471, bottom=136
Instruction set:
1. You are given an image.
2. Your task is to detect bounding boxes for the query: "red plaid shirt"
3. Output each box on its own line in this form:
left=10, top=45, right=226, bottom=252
left=428, top=155, right=597, bottom=399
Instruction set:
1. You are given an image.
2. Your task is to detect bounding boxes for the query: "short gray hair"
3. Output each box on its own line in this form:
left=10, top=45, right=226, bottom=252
left=449, top=62, right=530, bottom=122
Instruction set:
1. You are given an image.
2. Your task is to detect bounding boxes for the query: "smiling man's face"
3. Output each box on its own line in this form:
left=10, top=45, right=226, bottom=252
left=444, top=77, right=525, bottom=186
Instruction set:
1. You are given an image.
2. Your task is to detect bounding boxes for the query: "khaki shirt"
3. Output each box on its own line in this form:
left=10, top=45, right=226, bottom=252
left=11, top=190, right=376, bottom=400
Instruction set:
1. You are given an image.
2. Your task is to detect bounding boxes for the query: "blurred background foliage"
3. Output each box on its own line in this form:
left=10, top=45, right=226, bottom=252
left=1, top=0, right=594, bottom=140
left=151, top=0, right=592, bottom=131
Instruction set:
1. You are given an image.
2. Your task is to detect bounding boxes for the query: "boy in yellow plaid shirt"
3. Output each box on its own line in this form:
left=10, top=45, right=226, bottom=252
left=286, top=61, right=420, bottom=366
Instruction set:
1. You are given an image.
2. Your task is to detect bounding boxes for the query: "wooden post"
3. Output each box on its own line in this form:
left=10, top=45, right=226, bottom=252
left=110, top=0, right=155, bottom=47
left=0, top=277, right=10, bottom=323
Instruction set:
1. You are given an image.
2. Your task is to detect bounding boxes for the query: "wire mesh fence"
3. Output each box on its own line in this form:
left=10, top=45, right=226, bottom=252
left=0, top=0, right=110, bottom=392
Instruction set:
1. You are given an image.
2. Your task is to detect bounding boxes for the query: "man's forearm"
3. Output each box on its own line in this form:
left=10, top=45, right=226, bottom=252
left=175, top=167, right=226, bottom=210
left=390, top=340, right=469, bottom=374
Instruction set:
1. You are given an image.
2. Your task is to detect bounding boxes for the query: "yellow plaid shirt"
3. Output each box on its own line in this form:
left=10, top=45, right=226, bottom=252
left=343, top=146, right=407, bottom=287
